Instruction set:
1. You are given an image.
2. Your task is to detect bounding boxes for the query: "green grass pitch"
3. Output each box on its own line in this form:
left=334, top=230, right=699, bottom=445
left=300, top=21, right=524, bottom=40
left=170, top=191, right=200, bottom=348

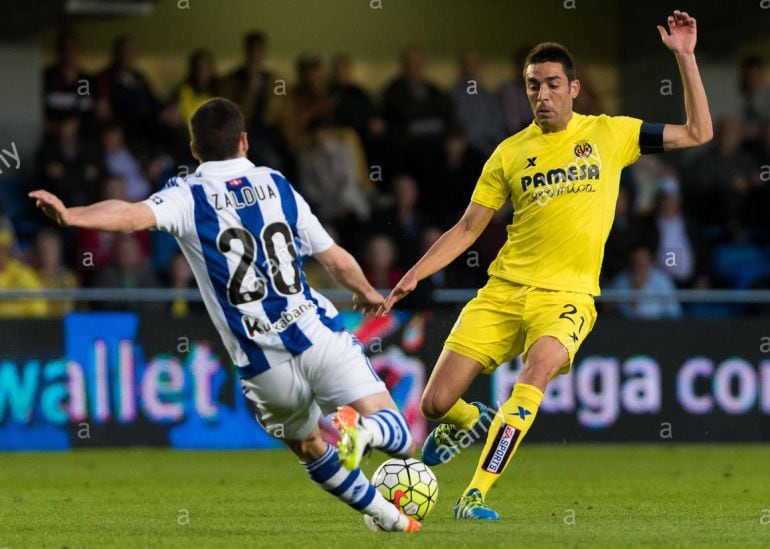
left=2, top=444, right=770, bottom=548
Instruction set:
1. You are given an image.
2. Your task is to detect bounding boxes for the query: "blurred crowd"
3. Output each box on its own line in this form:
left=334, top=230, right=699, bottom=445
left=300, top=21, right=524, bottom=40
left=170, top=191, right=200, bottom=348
left=1, top=30, right=769, bottom=318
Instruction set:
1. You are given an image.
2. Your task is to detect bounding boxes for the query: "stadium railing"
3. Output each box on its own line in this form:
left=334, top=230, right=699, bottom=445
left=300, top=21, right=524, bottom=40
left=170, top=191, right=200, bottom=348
left=2, top=288, right=770, bottom=303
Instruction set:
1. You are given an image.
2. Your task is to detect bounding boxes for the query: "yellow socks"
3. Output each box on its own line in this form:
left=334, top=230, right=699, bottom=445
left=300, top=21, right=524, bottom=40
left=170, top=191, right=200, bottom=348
left=464, top=383, right=544, bottom=498
left=436, top=399, right=480, bottom=431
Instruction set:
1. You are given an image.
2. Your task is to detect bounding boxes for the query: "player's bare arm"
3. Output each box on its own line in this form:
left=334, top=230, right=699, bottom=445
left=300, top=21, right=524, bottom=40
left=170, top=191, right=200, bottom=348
left=29, top=189, right=156, bottom=233
left=314, top=243, right=384, bottom=317
left=657, top=10, right=713, bottom=150
left=383, top=201, right=496, bottom=313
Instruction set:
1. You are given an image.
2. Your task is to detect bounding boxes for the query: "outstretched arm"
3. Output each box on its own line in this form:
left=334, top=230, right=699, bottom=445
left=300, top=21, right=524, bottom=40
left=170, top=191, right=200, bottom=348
left=657, top=10, right=713, bottom=150
left=314, top=243, right=384, bottom=317
left=382, top=201, right=496, bottom=313
left=29, top=189, right=156, bottom=233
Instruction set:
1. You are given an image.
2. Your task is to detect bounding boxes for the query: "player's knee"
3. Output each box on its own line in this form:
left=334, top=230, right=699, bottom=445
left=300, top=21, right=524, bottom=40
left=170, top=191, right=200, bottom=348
left=420, top=393, right=449, bottom=421
left=521, top=355, right=563, bottom=385
left=522, top=338, right=568, bottom=382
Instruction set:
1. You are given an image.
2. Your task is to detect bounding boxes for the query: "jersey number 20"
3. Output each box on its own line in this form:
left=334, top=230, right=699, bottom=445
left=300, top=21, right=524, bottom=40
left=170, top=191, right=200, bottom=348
left=216, top=223, right=302, bottom=306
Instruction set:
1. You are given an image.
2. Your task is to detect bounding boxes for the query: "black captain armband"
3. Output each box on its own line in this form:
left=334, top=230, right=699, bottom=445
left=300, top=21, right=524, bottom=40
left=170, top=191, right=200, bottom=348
left=640, top=122, right=665, bottom=154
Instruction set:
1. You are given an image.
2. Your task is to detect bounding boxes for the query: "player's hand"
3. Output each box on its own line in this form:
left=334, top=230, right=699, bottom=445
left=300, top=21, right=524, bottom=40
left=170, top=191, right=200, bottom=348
left=657, top=10, right=697, bottom=55
left=28, top=189, right=70, bottom=226
left=352, top=287, right=386, bottom=318
left=381, top=273, right=418, bottom=315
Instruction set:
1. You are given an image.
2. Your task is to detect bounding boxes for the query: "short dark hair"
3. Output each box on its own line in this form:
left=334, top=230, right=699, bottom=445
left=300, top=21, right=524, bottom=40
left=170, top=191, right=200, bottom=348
left=523, top=42, right=576, bottom=82
left=189, top=98, right=244, bottom=162
left=56, top=28, right=77, bottom=52
left=741, top=55, right=764, bottom=71
left=112, top=34, right=133, bottom=61
left=244, top=31, right=267, bottom=51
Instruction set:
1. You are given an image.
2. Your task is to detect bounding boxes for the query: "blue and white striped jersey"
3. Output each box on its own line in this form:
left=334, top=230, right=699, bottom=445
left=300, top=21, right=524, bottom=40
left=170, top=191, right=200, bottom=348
left=144, top=157, right=343, bottom=379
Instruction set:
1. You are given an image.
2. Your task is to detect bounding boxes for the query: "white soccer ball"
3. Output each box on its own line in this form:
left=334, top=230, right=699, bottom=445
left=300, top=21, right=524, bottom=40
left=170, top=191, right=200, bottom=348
left=369, top=457, right=438, bottom=521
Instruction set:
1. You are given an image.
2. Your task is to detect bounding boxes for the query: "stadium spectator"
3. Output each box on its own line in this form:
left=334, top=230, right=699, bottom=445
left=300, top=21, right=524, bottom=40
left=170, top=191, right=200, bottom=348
left=18, top=19, right=770, bottom=313
left=144, top=150, right=176, bottom=193
left=370, top=174, right=427, bottom=270
left=571, top=72, right=603, bottom=115
left=324, top=54, right=375, bottom=190
left=432, top=127, right=486, bottom=227
left=221, top=31, right=276, bottom=130
left=390, top=225, right=444, bottom=309
left=284, top=53, right=333, bottom=148
left=623, top=154, right=672, bottom=215
left=329, top=53, right=377, bottom=147
left=75, top=176, right=150, bottom=278
left=610, top=244, right=682, bottom=319
left=450, top=50, right=505, bottom=155
left=297, top=118, right=370, bottom=241
left=0, top=215, right=12, bottom=236
left=602, top=183, right=653, bottom=284
left=381, top=47, right=453, bottom=173
left=30, top=228, right=78, bottom=315
left=690, top=116, right=756, bottom=240
left=167, top=251, right=194, bottom=317
left=649, top=179, right=699, bottom=287
left=42, top=29, right=94, bottom=135
left=38, top=115, right=104, bottom=206
left=498, top=46, right=533, bottom=135
left=95, top=35, right=162, bottom=148
left=161, top=49, right=220, bottom=165
left=362, top=234, right=403, bottom=290
left=173, top=49, right=219, bottom=124
left=745, top=120, right=770, bottom=240
left=0, top=229, right=46, bottom=317
left=739, top=55, right=770, bottom=144
left=221, top=31, right=289, bottom=170
left=419, top=226, right=448, bottom=290
left=101, top=123, right=151, bottom=201
left=92, top=234, right=160, bottom=310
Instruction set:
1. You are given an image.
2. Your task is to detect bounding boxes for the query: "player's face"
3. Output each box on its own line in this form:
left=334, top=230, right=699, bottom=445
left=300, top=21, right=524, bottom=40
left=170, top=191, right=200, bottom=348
left=525, top=61, right=580, bottom=132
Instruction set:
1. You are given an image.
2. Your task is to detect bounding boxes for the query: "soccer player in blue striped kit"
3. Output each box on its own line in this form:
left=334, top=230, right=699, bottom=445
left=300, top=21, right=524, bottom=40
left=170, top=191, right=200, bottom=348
left=30, top=98, right=420, bottom=533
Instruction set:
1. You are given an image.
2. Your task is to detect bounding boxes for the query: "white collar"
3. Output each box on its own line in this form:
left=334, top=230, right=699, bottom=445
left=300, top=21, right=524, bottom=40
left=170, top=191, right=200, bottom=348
left=195, top=157, right=254, bottom=176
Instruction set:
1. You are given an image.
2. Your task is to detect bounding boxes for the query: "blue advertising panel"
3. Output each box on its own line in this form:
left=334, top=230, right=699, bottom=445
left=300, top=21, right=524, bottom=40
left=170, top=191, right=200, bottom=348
left=0, top=310, right=429, bottom=451
left=1, top=311, right=769, bottom=450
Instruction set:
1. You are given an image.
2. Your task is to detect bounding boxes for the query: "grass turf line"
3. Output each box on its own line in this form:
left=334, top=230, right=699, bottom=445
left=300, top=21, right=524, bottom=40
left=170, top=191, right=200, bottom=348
left=1, top=445, right=769, bottom=548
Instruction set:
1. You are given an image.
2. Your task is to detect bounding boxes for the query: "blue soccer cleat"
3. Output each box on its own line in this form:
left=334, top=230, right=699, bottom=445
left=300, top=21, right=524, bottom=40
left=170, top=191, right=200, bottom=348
left=453, top=488, right=500, bottom=521
left=421, top=402, right=493, bottom=466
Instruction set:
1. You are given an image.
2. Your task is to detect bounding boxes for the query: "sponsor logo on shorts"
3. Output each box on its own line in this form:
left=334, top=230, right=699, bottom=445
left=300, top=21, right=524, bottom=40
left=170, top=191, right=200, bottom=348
left=483, top=424, right=518, bottom=473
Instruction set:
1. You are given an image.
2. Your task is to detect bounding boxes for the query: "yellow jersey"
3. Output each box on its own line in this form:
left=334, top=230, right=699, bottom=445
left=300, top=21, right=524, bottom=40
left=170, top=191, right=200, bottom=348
left=0, top=258, right=47, bottom=317
left=471, top=112, right=647, bottom=296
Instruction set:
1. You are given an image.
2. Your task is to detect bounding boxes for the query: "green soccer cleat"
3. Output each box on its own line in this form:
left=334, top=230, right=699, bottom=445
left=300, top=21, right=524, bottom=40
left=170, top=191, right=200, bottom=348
left=333, top=405, right=372, bottom=470
left=453, top=489, right=500, bottom=520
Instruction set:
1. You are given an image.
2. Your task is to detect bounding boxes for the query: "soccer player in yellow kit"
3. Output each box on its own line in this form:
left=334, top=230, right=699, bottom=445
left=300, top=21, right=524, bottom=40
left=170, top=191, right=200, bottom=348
left=383, top=10, right=713, bottom=520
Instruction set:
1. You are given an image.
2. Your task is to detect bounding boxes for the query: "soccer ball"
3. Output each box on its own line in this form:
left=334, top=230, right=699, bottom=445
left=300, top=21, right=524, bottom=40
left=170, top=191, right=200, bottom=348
left=370, top=458, right=438, bottom=521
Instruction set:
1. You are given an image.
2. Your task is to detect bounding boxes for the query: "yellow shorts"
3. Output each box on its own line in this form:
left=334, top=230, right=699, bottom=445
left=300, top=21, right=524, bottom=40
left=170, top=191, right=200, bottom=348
left=444, top=276, right=597, bottom=375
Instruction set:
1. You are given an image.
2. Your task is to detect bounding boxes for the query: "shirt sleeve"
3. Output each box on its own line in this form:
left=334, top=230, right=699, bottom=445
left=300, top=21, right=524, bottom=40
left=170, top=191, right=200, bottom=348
left=470, top=146, right=509, bottom=210
left=142, top=178, right=195, bottom=237
left=293, top=187, right=335, bottom=256
left=608, top=116, right=644, bottom=167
